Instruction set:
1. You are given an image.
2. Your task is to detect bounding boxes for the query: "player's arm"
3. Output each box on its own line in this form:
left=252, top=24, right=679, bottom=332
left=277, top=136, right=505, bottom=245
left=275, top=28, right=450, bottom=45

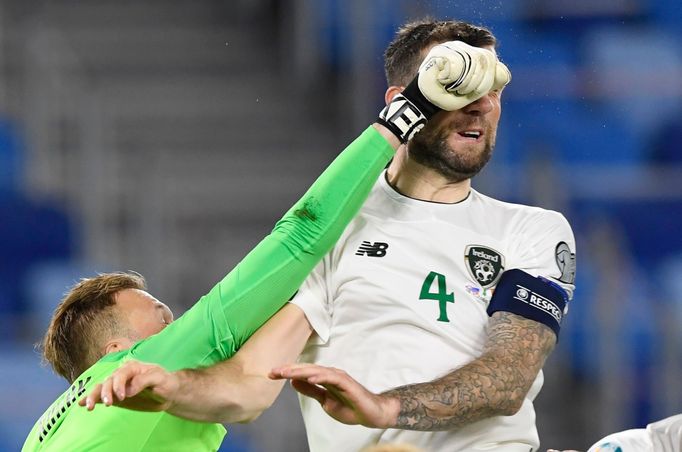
left=82, top=304, right=313, bottom=423
left=271, top=309, right=556, bottom=430
left=383, top=310, right=556, bottom=429
left=82, top=41, right=513, bottom=418
left=273, top=211, right=575, bottom=431
left=129, top=40, right=511, bottom=372
left=128, top=124, right=396, bottom=372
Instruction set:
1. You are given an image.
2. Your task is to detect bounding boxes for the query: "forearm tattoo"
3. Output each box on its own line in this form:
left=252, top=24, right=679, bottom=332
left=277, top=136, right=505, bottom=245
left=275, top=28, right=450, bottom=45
left=382, top=312, right=556, bottom=431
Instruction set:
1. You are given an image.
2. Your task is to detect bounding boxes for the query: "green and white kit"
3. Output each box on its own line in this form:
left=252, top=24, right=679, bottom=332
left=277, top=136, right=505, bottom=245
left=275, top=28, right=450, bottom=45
left=292, top=174, right=576, bottom=452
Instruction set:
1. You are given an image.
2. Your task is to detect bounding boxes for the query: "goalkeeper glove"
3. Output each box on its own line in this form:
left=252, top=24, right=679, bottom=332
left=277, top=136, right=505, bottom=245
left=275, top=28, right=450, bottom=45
left=378, top=40, right=511, bottom=143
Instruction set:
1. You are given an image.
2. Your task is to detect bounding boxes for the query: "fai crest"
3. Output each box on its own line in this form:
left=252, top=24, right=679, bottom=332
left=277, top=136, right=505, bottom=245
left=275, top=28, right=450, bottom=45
left=465, top=245, right=505, bottom=288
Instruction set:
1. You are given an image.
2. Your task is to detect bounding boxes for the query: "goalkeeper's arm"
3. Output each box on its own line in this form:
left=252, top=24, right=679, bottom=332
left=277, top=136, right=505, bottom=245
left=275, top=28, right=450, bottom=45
left=83, top=41, right=512, bottom=422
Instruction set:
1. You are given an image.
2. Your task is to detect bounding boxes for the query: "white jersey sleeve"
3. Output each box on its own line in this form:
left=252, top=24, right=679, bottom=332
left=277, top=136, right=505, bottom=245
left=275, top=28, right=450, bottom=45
left=510, top=209, right=576, bottom=300
left=586, top=414, right=682, bottom=452
left=587, top=429, right=653, bottom=452
left=650, top=414, right=682, bottom=452
left=289, top=259, right=333, bottom=342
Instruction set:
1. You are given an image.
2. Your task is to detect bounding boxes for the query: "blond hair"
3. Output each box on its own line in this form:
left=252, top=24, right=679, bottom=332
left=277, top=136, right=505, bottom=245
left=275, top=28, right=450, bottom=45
left=41, top=272, right=146, bottom=382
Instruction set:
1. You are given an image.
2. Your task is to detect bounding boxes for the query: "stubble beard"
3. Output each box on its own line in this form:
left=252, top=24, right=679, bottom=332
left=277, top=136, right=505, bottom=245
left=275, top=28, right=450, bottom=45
left=408, top=125, right=495, bottom=183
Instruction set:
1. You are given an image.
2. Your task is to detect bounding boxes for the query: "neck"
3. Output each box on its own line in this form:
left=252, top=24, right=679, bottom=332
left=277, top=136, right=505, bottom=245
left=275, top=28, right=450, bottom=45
left=386, top=146, right=472, bottom=203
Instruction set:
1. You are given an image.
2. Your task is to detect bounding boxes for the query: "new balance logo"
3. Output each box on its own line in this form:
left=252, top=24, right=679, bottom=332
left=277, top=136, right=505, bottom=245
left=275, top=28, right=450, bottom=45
left=355, top=241, right=389, bottom=257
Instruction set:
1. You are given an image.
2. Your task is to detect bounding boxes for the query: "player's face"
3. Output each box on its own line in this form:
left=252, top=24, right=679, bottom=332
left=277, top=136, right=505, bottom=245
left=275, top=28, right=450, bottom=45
left=115, top=288, right=174, bottom=339
left=407, top=44, right=502, bottom=183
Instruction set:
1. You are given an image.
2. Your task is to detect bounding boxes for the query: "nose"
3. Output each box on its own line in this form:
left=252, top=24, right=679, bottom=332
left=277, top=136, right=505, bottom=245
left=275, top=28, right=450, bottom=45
left=461, top=93, right=494, bottom=115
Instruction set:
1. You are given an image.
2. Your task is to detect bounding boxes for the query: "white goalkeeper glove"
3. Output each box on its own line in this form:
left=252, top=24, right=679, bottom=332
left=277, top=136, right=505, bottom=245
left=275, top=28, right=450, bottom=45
left=419, top=40, right=511, bottom=110
left=378, top=40, right=511, bottom=143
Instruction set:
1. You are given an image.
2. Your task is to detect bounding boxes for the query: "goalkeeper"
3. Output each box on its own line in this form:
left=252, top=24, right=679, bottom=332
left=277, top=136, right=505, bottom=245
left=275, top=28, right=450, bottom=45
left=23, top=40, right=509, bottom=451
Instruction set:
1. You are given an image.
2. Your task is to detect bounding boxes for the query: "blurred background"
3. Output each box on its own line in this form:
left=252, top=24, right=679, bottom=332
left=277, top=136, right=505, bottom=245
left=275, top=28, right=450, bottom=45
left=0, top=0, right=681, bottom=450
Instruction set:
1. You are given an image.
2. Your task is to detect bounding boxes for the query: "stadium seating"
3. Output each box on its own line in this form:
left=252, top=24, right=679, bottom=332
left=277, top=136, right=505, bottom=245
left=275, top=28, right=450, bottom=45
left=0, top=192, right=75, bottom=340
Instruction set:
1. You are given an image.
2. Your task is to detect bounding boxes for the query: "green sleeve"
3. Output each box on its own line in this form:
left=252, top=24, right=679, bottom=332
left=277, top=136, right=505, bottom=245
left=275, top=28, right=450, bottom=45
left=130, top=126, right=394, bottom=371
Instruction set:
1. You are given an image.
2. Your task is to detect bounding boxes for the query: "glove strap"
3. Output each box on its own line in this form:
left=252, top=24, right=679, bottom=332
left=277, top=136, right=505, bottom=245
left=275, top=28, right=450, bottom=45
left=377, top=78, right=440, bottom=143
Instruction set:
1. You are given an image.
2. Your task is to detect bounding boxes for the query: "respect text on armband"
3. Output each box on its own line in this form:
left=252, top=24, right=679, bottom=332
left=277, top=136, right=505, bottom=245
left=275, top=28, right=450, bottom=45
left=513, top=285, right=562, bottom=322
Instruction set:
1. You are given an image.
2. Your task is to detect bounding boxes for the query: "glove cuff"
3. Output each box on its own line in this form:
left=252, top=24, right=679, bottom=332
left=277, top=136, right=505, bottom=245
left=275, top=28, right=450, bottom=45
left=401, top=77, right=440, bottom=119
left=377, top=78, right=440, bottom=143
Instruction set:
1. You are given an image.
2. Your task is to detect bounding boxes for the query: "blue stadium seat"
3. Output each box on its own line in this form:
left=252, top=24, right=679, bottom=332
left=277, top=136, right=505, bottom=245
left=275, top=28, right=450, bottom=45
left=648, top=0, right=682, bottom=26
left=649, top=116, right=682, bottom=164
left=0, top=118, right=24, bottom=193
left=0, top=344, right=67, bottom=450
left=494, top=27, right=580, bottom=67
left=23, top=261, right=103, bottom=339
left=581, top=26, right=682, bottom=138
left=428, top=0, right=526, bottom=25
left=496, top=99, right=642, bottom=165
left=0, top=193, right=75, bottom=339
left=572, top=198, right=682, bottom=267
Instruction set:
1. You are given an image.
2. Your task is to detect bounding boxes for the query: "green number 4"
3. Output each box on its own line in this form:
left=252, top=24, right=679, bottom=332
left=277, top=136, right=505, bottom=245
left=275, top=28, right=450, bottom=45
left=419, top=271, right=455, bottom=322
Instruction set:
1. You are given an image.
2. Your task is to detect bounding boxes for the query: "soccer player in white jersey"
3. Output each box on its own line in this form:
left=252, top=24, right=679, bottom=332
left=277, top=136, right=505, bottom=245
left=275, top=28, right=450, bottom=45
left=83, top=19, right=572, bottom=452
left=271, top=19, right=575, bottom=452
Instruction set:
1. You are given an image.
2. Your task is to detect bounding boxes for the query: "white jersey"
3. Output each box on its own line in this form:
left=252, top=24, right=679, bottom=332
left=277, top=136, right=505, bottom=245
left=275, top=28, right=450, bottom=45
left=291, top=171, right=576, bottom=452
left=587, top=414, right=682, bottom=452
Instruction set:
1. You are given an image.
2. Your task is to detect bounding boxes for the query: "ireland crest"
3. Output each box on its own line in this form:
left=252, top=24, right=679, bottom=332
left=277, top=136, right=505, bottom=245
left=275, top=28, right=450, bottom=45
left=465, top=245, right=505, bottom=288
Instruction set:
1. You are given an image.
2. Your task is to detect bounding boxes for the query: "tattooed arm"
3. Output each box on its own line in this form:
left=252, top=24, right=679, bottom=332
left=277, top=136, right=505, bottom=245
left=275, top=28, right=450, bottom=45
left=383, top=311, right=555, bottom=430
left=270, top=311, right=556, bottom=430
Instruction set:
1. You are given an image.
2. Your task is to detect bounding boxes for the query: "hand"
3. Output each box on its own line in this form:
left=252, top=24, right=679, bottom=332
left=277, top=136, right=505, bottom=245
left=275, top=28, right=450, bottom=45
left=78, top=360, right=180, bottom=412
left=269, top=363, right=398, bottom=429
left=378, top=40, right=510, bottom=143
left=418, top=40, right=511, bottom=111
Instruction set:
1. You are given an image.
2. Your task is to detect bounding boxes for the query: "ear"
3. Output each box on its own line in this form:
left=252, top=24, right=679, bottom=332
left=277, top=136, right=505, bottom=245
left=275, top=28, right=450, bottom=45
left=103, top=337, right=133, bottom=355
left=384, top=85, right=405, bottom=105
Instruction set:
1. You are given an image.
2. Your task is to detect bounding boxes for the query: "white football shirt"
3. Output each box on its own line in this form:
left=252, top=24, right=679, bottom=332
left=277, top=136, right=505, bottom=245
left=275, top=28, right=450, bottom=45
left=291, top=171, right=576, bottom=452
left=587, top=414, right=682, bottom=452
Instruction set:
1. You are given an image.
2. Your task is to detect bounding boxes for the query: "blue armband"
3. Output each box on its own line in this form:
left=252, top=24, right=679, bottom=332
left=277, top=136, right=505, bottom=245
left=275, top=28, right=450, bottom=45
left=487, top=269, right=568, bottom=339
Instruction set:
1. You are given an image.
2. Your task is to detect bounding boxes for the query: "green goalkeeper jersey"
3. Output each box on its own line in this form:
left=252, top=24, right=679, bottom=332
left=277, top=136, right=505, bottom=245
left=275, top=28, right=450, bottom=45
left=22, top=127, right=394, bottom=452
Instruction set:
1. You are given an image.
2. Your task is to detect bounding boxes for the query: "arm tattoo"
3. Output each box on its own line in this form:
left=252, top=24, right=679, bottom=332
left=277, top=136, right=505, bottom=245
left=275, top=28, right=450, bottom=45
left=382, top=312, right=556, bottom=431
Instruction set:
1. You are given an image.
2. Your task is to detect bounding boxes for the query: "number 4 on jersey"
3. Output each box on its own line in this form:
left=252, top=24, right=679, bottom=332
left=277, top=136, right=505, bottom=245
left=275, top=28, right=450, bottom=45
left=419, top=271, right=455, bottom=322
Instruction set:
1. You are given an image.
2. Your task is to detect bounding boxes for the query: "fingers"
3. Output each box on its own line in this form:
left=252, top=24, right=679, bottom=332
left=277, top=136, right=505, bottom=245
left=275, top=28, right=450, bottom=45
left=79, top=376, right=119, bottom=410
left=454, top=50, right=489, bottom=95
left=475, top=51, right=497, bottom=96
left=272, top=364, right=336, bottom=405
left=433, top=55, right=462, bottom=86
left=98, top=361, right=144, bottom=406
left=79, top=383, right=104, bottom=411
left=271, top=363, right=360, bottom=400
left=79, top=360, right=157, bottom=411
left=271, top=363, right=342, bottom=384
left=125, top=369, right=167, bottom=399
left=290, top=379, right=328, bottom=404
left=493, top=61, right=511, bottom=90
left=416, top=40, right=510, bottom=111
left=112, top=365, right=134, bottom=401
left=458, top=48, right=500, bottom=97
left=269, top=363, right=308, bottom=379
left=100, top=375, right=115, bottom=406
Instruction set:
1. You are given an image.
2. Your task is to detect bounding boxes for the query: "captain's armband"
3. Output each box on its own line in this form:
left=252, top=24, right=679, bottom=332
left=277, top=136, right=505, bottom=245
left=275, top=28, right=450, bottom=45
left=487, top=269, right=568, bottom=339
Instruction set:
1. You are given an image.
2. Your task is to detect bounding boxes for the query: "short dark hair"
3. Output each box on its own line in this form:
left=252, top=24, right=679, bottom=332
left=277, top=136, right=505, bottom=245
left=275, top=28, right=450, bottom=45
left=384, top=18, right=497, bottom=86
left=41, top=272, right=146, bottom=382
